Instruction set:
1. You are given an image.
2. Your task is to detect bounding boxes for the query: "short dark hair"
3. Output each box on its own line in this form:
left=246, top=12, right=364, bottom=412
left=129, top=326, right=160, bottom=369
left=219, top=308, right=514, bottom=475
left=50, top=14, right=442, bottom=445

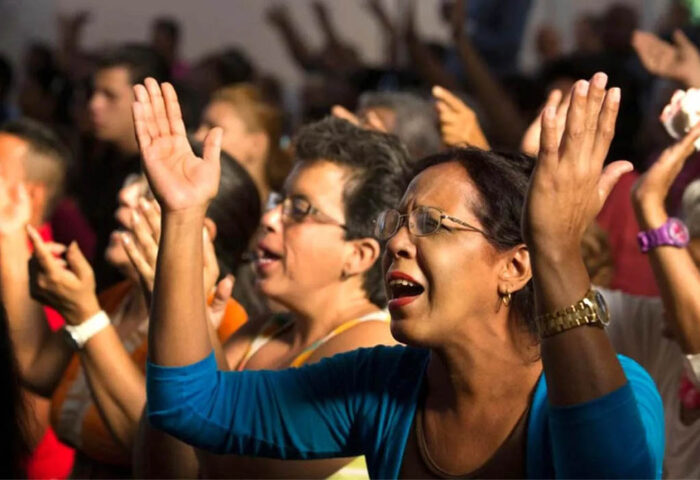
left=96, top=44, right=170, bottom=85
left=413, top=147, right=537, bottom=337
left=153, top=17, right=180, bottom=43
left=0, top=119, right=70, bottom=216
left=190, top=140, right=261, bottom=275
left=294, top=116, right=412, bottom=307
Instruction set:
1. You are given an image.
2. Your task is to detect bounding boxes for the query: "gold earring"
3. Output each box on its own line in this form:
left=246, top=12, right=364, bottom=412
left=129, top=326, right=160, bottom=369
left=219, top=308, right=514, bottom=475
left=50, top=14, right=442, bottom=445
left=502, top=290, right=512, bottom=307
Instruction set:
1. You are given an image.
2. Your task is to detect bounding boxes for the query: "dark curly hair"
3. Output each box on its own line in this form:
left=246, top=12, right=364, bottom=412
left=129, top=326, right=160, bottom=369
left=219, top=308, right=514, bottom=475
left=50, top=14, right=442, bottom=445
left=294, top=116, right=412, bottom=307
left=413, top=147, right=537, bottom=337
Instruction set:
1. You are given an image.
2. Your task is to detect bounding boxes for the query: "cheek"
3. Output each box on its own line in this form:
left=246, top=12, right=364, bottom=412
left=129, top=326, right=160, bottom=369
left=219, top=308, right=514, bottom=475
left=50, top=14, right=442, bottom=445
left=284, top=227, right=344, bottom=281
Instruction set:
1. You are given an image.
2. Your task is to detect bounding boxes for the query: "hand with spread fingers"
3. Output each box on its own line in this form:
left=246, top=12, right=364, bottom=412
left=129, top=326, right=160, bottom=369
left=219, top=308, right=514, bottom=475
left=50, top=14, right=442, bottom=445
left=132, top=78, right=222, bottom=214
left=520, top=88, right=571, bottom=157
left=27, top=225, right=101, bottom=326
left=331, top=105, right=388, bottom=133
left=0, top=180, right=31, bottom=236
left=632, top=29, right=700, bottom=88
left=632, top=122, right=700, bottom=229
left=433, top=85, right=489, bottom=149
left=524, top=73, right=633, bottom=261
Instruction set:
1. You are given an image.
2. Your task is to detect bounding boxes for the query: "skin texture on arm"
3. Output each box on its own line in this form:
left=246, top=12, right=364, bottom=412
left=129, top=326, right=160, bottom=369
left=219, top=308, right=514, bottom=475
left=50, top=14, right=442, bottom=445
left=525, top=73, right=633, bottom=406
left=632, top=123, right=700, bottom=354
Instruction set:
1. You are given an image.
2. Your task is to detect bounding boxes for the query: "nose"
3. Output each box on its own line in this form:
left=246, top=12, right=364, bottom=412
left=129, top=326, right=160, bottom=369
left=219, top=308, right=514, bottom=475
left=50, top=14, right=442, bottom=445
left=260, top=202, right=283, bottom=234
left=385, top=221, right=416, bottom=260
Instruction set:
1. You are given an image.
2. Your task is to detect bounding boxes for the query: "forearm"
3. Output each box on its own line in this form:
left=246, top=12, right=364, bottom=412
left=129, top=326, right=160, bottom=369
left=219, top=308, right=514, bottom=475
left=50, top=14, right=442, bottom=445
left=149, top=210, right=211, bottom=366
left=80, top=325, right=147, bottom=446
left=454, top=33, right=525, bottom=148
left=636, top=203, right=700, bottom=352
left=272, top=21, right=317, bottom=71
left=534, top=248, right=626, bottom=406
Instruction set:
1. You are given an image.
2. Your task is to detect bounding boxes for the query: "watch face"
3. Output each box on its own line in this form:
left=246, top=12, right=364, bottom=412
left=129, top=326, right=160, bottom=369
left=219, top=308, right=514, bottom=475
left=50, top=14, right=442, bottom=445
left=594, top=290, right=610, bottom=326
left=668, top=218, right=690, bottom=245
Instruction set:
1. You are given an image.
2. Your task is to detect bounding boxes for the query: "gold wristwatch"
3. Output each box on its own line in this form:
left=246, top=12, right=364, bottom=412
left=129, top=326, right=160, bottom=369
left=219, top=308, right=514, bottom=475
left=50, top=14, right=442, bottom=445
left=536, top=288, right=611, bottom=338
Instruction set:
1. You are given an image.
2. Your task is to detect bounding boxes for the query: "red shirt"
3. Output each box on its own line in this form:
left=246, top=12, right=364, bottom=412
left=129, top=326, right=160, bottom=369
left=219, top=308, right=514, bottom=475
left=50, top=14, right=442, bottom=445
left=24, top=223, right=75, bottom=479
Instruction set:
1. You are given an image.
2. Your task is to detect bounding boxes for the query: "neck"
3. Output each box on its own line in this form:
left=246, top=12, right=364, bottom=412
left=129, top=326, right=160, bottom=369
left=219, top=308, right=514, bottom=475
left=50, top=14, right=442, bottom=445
left=426, top=320, right=541, bottom=415
left=287, top=281, right=379, bottom=346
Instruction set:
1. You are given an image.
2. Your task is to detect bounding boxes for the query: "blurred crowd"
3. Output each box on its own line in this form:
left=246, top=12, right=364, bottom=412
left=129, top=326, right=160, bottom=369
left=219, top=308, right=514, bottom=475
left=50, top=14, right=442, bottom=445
left=0, top=0, right=699, bottom=478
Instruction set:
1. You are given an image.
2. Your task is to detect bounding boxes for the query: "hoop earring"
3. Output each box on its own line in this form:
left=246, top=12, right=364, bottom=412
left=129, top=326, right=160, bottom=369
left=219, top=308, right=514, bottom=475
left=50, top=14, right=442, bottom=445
left=501, top=290, right=512, bottom=307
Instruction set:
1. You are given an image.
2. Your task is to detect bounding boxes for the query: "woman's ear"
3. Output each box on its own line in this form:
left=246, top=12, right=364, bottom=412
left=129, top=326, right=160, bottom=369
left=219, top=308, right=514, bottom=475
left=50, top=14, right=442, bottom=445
left=341, top=237, right=381, bottom=279
left=498, top=244, right=532, bottom=293
left=203, top=217, right=218, bottom=241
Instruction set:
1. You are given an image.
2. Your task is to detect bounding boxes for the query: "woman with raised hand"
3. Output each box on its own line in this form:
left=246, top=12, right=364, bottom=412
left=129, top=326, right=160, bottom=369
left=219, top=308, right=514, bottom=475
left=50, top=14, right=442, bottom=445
left=132, top=78, right=408, bottom=478
left=141, top=73, right=664, bottom=478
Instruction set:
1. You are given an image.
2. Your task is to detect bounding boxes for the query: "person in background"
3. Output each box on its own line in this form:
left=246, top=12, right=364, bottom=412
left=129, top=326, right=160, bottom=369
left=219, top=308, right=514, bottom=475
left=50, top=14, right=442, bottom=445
left=600, top=121, right=700, bottom=479
left=151, top=16, right=190, bottom=81
left=140, top=73, right=664, bottom=478
left=6, top=142, right=259, bottom=477
left=132, top=81, right=408, bottom=478
left=78, top=44, right=168, bottom=289
left=194, top=83, right=291, bottom=204
left=0, top=119, right=74, bottom=479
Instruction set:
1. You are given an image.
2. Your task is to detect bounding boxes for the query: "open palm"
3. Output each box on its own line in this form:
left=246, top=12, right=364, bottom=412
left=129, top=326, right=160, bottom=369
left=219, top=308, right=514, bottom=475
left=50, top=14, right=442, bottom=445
left=132, top=78, right=222, bottom=213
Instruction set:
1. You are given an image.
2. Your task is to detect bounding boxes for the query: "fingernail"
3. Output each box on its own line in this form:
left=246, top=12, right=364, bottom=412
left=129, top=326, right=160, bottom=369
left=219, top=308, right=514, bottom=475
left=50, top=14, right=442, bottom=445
left=121, top=233, right=130, bottom=245
left=609, top=87, right=621, bottom=102
left=544, top=106, right=556, bottom=119
left=139, top=198, right=150, bottom=210
left=593, top=72, right=608, bottom=87
left=578, top=81, right=589, bottom=95
left=132, top=210, right=140, bottom=223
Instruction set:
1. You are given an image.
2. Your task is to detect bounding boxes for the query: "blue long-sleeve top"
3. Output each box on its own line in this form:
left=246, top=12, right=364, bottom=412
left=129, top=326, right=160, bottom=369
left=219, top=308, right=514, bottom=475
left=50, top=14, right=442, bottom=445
left=147, top=346, right=664, bottom=479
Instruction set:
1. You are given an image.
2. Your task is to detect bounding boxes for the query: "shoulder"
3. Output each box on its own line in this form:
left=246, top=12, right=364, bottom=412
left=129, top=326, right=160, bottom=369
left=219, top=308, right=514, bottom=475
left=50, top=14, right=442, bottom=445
left=305, top=319, right=397, bottom=365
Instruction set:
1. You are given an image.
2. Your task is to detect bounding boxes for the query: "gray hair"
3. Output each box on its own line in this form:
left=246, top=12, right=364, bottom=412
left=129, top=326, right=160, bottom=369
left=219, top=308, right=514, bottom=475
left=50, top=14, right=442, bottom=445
left=358, top=91, right=442, bottom=161
left=683, top=179, right=700, bottom=238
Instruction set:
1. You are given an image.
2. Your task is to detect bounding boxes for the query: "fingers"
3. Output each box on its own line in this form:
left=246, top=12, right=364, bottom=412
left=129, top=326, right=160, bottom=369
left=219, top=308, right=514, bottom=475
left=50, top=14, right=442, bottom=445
left=538, top=105, right=559, bottom=171
left=26, top=225, right=60, bottom=275
left=597, top=160, right=634, bottom=205
left=364, top=110, right=388, bottom=132
left=559, top=80, right=590, bottom=160
left=432, top=85, right=465, bottom=113
left=203, top=127, right=223, bottom=165
left=161, top=82, right=187, bottom=137
left=673, top=29, right=694, bottom=50
left=212, top=275, right=235, bottom=311
left=591, top=87, right=621, bottom=165
left=331, top=105, right=361, bottom=126
left=145, top=78, right=172, bottom=137
left=130, top=210, right=158, bottom=266
left=133, top=84, right=158, bottom=142
left=121, top=233, right=154, bottom=289
left=583, top=73, right=608, bottom=143
left=65, top=241, right=94, bottom=281
left=139, top=198, right=162, bottom=242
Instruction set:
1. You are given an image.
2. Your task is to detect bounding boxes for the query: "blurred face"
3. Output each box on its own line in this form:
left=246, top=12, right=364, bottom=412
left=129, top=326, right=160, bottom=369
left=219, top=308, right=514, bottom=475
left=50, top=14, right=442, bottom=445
left=254, top=161, right=351, bottom=308
left=382, top=162, right=507, bottom=347
left=105, top=174, right=149, bottom=272
left=88, top=66, right=135, bottom=146
left=0, top=134, right=28, bottom=187
left=195, top=101, right=262, bottom=165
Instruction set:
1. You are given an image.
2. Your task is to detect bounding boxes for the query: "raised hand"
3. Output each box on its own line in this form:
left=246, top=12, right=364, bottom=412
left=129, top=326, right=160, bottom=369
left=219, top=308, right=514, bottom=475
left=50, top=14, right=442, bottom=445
left=132, top=78, right=222, bottom=214
left=520, top=88, right=571, bottom=157
left=632, top=29, right=700, bottom=88
left=27, top=226, right=100, bottom=326
left=632, top=121, right=700, bottom=229
left=331, top=105, right=388, bottom=132
left=524, top=73, right=632, bottom=259
left=0, top=180, right=31, bottom=236
left=433, top=85, right=489, bottom=149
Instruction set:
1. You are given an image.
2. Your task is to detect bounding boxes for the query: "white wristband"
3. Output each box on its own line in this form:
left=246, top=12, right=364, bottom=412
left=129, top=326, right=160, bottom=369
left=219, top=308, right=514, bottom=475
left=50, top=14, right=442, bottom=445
left=64, top=311, right=110, bottom=349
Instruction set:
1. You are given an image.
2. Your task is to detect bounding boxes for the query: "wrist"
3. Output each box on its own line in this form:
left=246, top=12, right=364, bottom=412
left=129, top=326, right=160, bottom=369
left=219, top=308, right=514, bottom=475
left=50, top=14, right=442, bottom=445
left=635, top=201, right=668, bottom=230
left=66, top=297, right=102, bottom=326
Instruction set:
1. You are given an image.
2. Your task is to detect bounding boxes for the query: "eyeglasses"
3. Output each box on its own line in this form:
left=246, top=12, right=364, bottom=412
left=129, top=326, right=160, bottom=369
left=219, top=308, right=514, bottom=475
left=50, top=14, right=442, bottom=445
left=375, top=206, right=489, bottom=240
left=267, top=192, right=347, bottom=230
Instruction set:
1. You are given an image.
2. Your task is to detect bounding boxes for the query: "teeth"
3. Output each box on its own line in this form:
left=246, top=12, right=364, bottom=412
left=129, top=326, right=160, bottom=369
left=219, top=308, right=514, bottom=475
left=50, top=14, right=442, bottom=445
left=388, top=279, right=419, bottom=288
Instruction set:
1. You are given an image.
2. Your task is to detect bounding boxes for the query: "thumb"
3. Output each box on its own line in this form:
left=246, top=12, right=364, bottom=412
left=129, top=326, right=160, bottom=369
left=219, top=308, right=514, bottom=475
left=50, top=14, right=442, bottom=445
left=673, top=29, right=694, bottom=50
left=65, top=241, right=93, bottom=280
left=212, top=274, right=235, bottom=310
left=598, top=161, right=634, bottom=205
left=203, top=127, right=223, bottom=165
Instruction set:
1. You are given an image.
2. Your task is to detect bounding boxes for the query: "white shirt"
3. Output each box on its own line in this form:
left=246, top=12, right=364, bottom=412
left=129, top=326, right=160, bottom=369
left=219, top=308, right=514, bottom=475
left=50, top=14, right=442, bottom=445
left=601, top=288, right=700, bottom=479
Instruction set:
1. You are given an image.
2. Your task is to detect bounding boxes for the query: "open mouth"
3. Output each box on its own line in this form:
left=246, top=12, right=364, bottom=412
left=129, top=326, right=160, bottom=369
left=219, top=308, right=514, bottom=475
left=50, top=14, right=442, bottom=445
left=387, top=278, right=425, bottom=300
left=255, top=244, right=282, bottom=268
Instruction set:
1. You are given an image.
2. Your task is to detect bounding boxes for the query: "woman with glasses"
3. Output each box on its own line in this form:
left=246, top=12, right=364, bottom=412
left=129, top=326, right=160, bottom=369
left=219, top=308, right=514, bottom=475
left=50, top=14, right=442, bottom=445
left=132, top=86, right=412, bottom=477
left=139, top=74, right=664, bottom=478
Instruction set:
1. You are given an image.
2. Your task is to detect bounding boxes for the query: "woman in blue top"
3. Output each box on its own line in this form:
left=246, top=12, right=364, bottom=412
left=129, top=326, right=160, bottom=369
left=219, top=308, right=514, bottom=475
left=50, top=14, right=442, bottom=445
left=136, top=72, right=664, bottom=478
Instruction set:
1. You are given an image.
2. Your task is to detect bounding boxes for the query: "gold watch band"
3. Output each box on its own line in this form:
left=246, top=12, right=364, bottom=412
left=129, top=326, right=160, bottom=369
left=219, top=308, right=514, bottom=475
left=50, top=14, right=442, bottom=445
left=536, top=289, right=610, bottom=338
